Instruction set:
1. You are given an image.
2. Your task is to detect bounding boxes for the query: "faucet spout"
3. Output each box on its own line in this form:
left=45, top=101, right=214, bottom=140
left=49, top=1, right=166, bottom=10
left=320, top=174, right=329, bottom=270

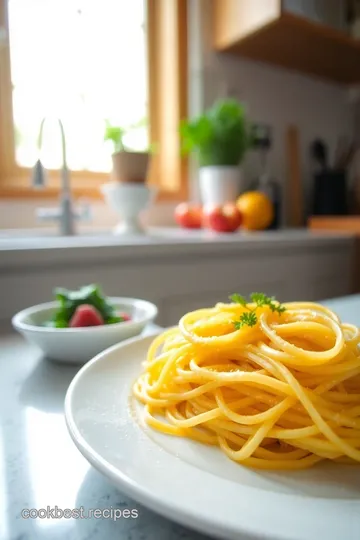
left=36, top=117, right=70, bottom=195
left=32, top=117, right=87, bottom=236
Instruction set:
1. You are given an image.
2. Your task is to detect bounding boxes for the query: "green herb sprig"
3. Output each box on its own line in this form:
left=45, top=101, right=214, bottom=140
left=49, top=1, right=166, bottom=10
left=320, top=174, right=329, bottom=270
left=230, top=292, right=285, bottom=330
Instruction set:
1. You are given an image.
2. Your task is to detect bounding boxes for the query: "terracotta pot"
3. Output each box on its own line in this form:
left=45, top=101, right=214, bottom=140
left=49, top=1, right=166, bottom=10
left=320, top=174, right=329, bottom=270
left=111, top=151, right=149, bottom=184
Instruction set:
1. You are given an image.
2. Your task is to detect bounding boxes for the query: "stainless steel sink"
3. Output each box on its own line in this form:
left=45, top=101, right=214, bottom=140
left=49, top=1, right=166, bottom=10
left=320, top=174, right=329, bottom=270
left=0, top=226, right=241, bottom=250
left=0, top=228, right=116, bottom=249
left=0, top=227, right=112, bottom=238
left=0, top=226, right=204, bottom=250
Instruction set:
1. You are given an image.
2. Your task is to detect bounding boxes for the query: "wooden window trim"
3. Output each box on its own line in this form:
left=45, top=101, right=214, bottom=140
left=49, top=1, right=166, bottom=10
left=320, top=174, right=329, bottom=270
left=0, top=0, right=188, bottom=202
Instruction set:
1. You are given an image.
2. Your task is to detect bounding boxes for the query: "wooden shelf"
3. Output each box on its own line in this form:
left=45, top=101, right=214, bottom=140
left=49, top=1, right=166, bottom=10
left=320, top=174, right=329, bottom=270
left=213, top=1, right=360, bottom=84
left=309, top=216, right=360, bottom=234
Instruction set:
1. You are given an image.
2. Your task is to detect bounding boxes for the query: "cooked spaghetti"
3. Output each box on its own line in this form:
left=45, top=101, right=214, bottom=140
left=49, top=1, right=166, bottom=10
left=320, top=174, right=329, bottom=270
left=133, top=295, right=360, bottom=469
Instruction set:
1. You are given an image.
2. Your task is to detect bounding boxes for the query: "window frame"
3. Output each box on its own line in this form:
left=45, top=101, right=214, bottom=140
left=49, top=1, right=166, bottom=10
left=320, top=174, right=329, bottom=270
left=0, top=0, right=188, bottom=201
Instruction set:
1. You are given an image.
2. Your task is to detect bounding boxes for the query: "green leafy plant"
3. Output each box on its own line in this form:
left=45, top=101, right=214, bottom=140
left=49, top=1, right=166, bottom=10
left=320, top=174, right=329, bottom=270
left=104, top=121, right=127, bottom=153
left=104, top=117, right=151, bottom=154
left=230, top=292, right=285, bottom=330
left=180, top=98, right=251, bottom=167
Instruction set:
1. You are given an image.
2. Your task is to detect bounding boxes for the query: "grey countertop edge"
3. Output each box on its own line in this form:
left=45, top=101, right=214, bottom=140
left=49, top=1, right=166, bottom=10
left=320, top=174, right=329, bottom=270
left=0, top=229, right=355, bottom=272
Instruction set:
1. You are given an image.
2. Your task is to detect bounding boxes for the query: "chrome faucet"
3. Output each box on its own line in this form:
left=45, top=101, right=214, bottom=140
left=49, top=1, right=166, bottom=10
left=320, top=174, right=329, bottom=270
left=31, top=117, right=91, bottom=236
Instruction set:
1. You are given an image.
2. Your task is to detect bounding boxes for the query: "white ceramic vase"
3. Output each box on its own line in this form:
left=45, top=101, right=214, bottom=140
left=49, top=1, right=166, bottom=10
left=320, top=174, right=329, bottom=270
left=198, top=166, right=242, bottom=206
left=101, top=182, right=155, bottom=235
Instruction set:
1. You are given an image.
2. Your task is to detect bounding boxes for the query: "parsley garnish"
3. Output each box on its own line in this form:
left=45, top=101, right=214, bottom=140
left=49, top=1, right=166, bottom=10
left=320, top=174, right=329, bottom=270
left=230, top=292, right=285, bottom=329
left=229, top=293, right=247, bottom=306
left=250, top=293, right=286, bottom=315
left=234, top=311, right=257, bottom=329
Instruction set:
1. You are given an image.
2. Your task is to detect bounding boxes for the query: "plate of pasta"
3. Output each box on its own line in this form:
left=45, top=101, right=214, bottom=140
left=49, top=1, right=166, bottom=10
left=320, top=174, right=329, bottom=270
left=65, top=294, right=360, bottom=540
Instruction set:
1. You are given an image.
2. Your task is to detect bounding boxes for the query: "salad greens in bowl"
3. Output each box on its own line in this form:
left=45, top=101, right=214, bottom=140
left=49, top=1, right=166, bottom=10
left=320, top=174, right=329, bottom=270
left=12, top=284, right=158, bottom=364
left=46, top=284, right=131, bottom=328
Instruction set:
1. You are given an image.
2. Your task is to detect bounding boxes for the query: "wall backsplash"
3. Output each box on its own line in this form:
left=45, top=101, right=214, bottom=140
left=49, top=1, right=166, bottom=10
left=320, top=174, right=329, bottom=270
left=220, top=56, right=353, bottom=221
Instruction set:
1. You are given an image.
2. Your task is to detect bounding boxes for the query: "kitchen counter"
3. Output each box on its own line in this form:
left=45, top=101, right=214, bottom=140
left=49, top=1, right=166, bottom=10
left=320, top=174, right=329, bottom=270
left=2, top=295, right=360, bottom=540
left=0, top=228, right=355, bottom=329
left=309, top=217, right=360, bottom=294
left=1, top=323, right=209, bottom=540
left=0, top=228, right=354, bottom=268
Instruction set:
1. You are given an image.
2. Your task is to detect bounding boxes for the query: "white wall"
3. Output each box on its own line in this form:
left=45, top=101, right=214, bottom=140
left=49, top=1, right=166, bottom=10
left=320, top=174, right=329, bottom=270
left=188, top=0, right=354, bottom=222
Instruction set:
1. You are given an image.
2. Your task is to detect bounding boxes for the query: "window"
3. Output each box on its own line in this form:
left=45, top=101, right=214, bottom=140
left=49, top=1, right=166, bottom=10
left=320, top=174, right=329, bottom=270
left=0, top=0, right=188, bottom=199
left=9, top=0, right=148, bottom=172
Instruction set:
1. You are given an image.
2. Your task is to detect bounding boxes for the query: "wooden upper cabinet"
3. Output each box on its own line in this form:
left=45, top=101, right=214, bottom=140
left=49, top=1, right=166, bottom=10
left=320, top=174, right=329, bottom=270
left=213, top=0, right=360, bottom=84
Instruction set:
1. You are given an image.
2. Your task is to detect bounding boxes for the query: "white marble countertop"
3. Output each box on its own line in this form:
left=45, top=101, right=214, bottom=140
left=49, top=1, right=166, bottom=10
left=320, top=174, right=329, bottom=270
left=2, top=296, right=360, bottom=540
left=1, top=323, right=210, bottom=540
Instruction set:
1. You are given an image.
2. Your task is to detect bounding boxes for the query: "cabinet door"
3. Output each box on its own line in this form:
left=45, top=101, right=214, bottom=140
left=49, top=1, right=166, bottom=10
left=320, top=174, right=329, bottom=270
left=283, top=0, right=347, bottom=31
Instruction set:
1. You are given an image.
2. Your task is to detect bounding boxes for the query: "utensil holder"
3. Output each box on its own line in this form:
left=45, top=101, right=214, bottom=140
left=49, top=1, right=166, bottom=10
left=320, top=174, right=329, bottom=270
left=312, top=169, right=348, bottom=215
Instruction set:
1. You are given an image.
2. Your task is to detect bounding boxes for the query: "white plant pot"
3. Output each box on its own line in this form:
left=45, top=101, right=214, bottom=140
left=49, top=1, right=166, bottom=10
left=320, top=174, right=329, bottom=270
left=101, top=182, right=155, bottom=235
left=198, top=166, right=242, bottom=206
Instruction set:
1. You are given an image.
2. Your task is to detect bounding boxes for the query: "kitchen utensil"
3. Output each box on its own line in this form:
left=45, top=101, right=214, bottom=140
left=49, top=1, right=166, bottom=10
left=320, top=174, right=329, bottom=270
left=250, top=124, right=281, bottom=229
left=334, top=137, right=356, bottom=170
left=286, top=125, right=303, bottom=226
left=310, top=138, right=328, bottom=173
left=312, top=170, right=348, bottom=215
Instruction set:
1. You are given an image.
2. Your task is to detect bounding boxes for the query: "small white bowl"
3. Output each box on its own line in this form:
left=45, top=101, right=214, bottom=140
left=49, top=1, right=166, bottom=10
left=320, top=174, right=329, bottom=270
left=12, top=297, right=158, bottom=364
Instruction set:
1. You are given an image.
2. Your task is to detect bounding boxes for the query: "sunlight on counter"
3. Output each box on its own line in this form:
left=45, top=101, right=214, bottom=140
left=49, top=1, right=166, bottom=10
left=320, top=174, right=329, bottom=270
left=25, top=407, right=90, bottom=527
left=0, top=429, right=8, bottom=540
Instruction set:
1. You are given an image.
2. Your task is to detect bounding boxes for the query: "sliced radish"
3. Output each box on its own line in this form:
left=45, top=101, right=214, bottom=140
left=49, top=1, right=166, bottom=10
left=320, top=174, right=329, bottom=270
left=69, top=304, right=104, bottom=327
left=118, top=312, right=131, bottom=322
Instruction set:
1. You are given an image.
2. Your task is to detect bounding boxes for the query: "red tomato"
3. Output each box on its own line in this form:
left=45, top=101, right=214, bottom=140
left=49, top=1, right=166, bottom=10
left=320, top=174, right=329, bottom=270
left=203, top=203, right=242, bottom=233
left=174, top=203, right=203, bottom=229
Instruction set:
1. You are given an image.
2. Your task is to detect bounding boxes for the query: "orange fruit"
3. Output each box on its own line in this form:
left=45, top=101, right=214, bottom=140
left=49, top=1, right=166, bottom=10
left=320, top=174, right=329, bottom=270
left=236, top=191, right=274, bottom=230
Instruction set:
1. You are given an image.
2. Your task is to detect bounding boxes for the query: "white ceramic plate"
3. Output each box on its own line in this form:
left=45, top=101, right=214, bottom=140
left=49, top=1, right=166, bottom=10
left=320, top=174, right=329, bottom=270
left=65, top=335, right=360, bottom=540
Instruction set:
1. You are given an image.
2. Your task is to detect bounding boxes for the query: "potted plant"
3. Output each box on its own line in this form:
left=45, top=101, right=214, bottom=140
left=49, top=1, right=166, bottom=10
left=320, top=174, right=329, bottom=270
left=180, top=99, right=250, bottom=205
left=104, top=120, right=149, bottom=183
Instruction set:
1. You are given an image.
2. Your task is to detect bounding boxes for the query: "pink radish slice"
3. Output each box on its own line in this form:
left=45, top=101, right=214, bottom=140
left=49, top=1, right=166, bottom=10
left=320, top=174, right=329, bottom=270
left=69, top=304, right=104, bottom=327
